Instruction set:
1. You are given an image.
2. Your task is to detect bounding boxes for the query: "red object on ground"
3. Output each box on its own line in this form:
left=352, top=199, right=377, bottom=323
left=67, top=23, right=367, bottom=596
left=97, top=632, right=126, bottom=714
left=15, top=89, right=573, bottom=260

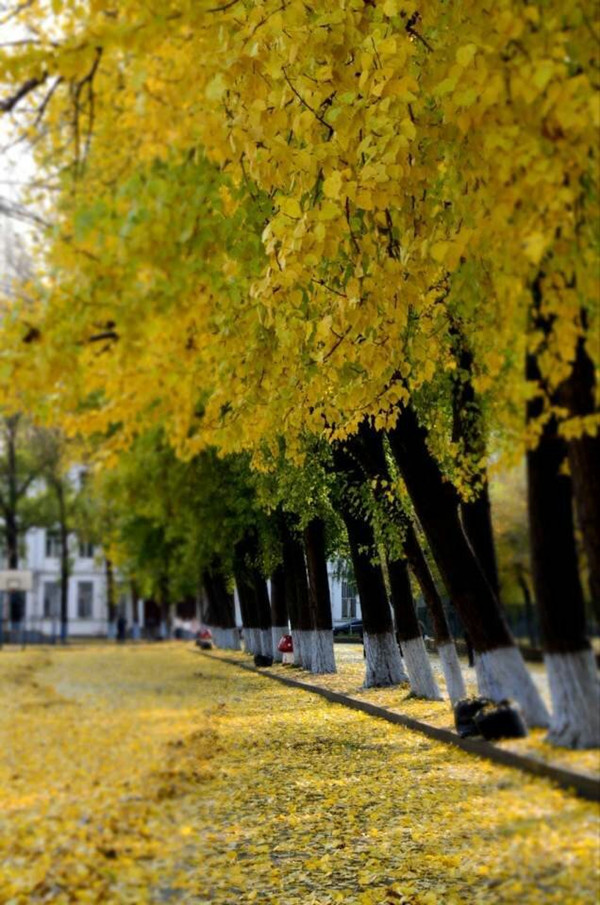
left=198, top=628, right=213, bottom=640
left=277, top=634, right=293, bottom=653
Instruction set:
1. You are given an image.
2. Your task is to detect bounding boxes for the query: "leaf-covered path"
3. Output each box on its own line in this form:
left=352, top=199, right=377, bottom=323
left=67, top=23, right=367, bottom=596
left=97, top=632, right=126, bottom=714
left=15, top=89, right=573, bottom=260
left=0, top=645, right=598, bottom=904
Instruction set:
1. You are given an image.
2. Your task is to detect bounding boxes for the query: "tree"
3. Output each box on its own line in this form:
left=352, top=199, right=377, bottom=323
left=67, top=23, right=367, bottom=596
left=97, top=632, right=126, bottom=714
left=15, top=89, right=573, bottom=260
left=526, top=281, right=600, bottom=748
left=0, top=414, right=49, bottom=634
left=0, top=1, right=597, bottom=747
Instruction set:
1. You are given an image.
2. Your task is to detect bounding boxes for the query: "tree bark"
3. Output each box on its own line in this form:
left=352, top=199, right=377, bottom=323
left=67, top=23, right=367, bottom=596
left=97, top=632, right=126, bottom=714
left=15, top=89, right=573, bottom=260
left=399, top=521, right=466, bottom=703
left=269, top=564, right=289, bottom=661
left=106, top=557, right=117, bottom=639
left=516, top=571, right=537, bottom=649
left=386, top=405, right=549, bottom=726
left=304, top=517, right=336, bottom=674
left=351, top=421, right=466, bottom=702
left=280, top=521, right=313, bottom=668
left=556, top=331, right=600, bottom=624
left=234, top=536, right=272, bottom=657
left=5, top=418, right=22, bottom=631
left=451, top=331, right=500, bottom=595
left=332, top=443, right=408, bottom=688
left=57, top=482, right=69, bottom=644
left=527, top=294, right=599, bottom=747
left=387, top=556, right=442, bottom=699
left=234, top=545, right=259, bottom=655
left=130, top=580, right=141, bottom=640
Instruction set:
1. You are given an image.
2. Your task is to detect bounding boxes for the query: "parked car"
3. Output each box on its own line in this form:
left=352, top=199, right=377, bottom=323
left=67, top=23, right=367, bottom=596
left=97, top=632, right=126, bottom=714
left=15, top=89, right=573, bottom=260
left=333, top=619, right=363, bottom=638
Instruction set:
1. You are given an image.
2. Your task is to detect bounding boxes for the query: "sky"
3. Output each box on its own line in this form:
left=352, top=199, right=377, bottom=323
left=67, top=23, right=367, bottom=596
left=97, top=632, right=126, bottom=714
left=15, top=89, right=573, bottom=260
left=0, top=8, right=38, bottom=287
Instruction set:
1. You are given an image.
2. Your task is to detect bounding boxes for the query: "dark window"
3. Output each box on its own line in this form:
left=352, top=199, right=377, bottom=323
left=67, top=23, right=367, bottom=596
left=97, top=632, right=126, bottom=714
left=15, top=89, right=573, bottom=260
left=77, top=581, right=94, bottom=619
left=341, top=579, right=357, bottom=618
left=78, top=541, right=95, bottom=559
left=43, top=581, right=60, bottom=618
left=45, top=531, right=61, bottom=558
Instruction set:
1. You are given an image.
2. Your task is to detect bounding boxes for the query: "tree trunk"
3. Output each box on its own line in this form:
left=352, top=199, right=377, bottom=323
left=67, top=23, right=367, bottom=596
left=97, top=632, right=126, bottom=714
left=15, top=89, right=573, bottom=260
left=451, top=331, right=500, bottom=595
left=211, top=569, right=240, bottom=650
left=556, top=332, right=600, bottom=624
left=234, top=551, right=259, bottom=655
left=527, top=303, right=599, bottom=747
left=106, top=558, right=117, bottom=639
left=351, top=422, right=466, bottom=703
left=387, top=556, right=442, bottom=699
left=280, top=522, right=313, bottom=668
left=516, top=571, right=537, bottom=649
left=269, top=564, right=289, bottom=662
left=304, top=517, right=336, bottom=674
left=130, top=580, right=141, bottom=640
left=56, top=482, right=69, bottom=644
left=400, top=523, right=466, bottom=704
left=234, top=536, right=272, bottom=657
left=386, top=405, right=549, bottom=726
left=5, top=420, right=22, bottom=631
left=332, top=443, right=408, bottom=686
left=251, top=568, right=272, bottom=658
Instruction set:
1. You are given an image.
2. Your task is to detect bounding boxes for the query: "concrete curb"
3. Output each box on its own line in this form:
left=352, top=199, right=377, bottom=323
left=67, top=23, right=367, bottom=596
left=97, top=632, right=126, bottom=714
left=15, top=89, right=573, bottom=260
left=199, top=651, right=600, bottom=803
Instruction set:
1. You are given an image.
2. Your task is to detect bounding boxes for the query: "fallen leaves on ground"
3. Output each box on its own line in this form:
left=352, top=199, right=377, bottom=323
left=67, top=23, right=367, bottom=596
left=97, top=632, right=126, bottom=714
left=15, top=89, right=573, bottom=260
left=212, top=646, right=600, bottom=779
left=0, top=644, right=598, bottom=904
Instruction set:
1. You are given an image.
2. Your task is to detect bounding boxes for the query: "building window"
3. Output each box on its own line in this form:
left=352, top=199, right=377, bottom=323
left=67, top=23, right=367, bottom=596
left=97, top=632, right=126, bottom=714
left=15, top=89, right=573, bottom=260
left=341, top=579, right=357, bottom=619
left=45, top=530, right=62, bottom=558
left=43, top=581, right=60, bottom=618
left=78, top=541, right=95, bottom=559
left=77, top=581, right=94, bottom=619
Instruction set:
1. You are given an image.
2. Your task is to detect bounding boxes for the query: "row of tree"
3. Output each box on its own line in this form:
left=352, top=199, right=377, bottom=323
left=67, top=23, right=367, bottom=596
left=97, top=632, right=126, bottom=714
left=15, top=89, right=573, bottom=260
left=0, top=0, right=597, bottom=748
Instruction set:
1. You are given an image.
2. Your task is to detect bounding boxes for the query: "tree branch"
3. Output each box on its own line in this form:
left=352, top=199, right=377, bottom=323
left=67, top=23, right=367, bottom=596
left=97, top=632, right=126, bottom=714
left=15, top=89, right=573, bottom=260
left=0, top=74, right=47, bottom=113
left=282, top=68, right=334, bottom=139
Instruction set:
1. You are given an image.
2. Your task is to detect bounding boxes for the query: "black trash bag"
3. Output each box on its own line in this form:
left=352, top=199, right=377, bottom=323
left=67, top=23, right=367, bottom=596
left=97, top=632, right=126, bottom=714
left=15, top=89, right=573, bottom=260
left=253, top=654, right=273, bottom=667
left=474, top=700, right=528, bottom=740
left=454, top=697, right=494, bottom=738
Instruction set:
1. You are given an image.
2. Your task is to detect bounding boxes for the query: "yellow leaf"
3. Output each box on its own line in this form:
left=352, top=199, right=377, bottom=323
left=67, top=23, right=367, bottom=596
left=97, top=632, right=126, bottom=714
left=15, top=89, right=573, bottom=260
left=456, top=44, right=478, bottom=67
left=317, top=200, right=340, bottom=220
left=430, top=241, right=451, bottom=262
left=323, top=171, right=343, bottom=199
left=280, top=198, right=302, bottom=218
left=523, top=232, right=547, bottom=264
left=400, top=118, right=416, bottom=141
left=356, top=189, right=374, bottom=211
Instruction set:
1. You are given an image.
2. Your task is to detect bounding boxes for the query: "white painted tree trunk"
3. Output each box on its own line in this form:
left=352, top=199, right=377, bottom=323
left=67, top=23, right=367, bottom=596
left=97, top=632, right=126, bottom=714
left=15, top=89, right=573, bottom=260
left=363, top=631, right=409, bottom=688
left=214, top=627, right=240, bottom=650
left=401, top=637, right=443, bottom=700
left=309, top=629, right=337, bottom=675
left=544, top=649, right=600, bottom=748
left=475, top=645, right=550, bottom=728
left=291, top=629, right=305, bottom=668
left=271, top=625, right=288, bottom=662
left=295, top=630, right=314, bottom=671
left=438, top=641, right=467, bottom=704
left=244, top=628, right=258, bottom=654
left=258, top=628, right=273, bottom=659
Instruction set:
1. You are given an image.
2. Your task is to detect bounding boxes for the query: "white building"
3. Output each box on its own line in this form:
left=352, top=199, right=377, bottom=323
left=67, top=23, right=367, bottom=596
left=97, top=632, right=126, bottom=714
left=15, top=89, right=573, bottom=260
left=1, top=530, right=362, bottom=640
left=22, top=528, right=111, bottom=638
left=328, top=565, right=361, bottom=623
left=0, top=527, right=137, bottom=640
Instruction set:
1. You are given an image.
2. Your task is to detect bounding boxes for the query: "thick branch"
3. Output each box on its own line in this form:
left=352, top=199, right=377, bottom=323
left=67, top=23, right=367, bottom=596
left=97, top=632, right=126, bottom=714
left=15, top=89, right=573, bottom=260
left=0, top=75, right=46, bottom=112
